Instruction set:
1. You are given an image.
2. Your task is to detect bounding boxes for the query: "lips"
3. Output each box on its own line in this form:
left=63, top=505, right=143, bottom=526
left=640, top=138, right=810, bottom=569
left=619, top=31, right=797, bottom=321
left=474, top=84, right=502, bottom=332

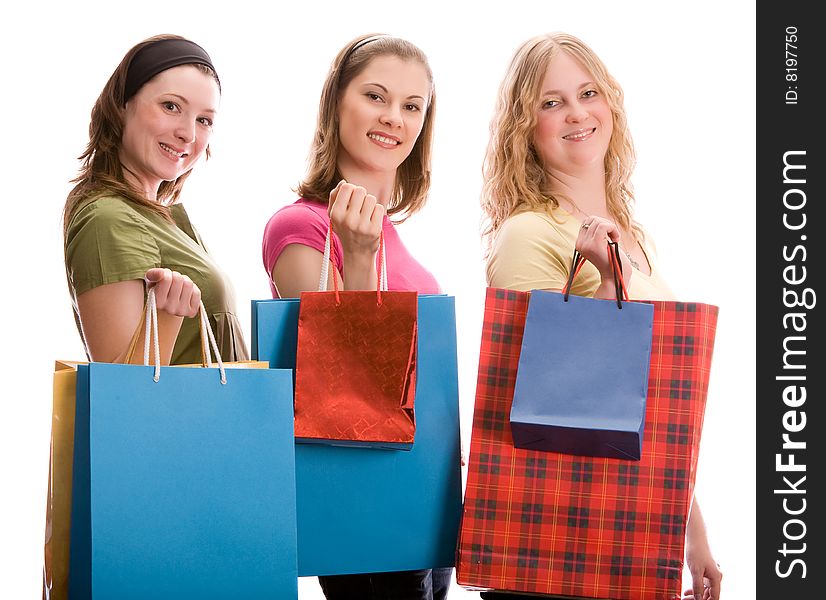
left=367, top=132, right=401, bottom=147
left=563, top=128, right=596, bottom=141
left=159, top=142, right=188, bottom=158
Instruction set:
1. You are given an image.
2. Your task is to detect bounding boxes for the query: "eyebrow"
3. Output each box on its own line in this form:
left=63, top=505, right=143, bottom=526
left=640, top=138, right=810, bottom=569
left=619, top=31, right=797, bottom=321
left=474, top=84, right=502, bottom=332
left=164, top=93, right=217, bottom=114
left=540, top=81, right=596, bottom=96
left=362, top=82, right=426, bottom=102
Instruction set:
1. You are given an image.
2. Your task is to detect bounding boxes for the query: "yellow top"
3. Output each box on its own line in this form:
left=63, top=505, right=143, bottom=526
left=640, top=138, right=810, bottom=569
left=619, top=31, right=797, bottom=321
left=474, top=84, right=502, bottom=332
left=486, top=207, right=675, bottom=301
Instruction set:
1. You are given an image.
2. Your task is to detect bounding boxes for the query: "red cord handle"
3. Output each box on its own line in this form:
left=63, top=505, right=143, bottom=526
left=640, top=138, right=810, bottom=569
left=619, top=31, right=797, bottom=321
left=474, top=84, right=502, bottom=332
left=562, top=241, right=629, bottom=308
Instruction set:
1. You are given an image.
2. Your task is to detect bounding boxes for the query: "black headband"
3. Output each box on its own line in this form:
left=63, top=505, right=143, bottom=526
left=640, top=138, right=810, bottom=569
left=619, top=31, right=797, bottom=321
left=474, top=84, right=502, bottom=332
left=124, top=38, right=220, bottom=103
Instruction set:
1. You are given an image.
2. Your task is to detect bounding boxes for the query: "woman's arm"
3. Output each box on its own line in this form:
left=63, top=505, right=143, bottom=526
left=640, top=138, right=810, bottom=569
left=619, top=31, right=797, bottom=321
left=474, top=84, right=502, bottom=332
left=271, top=244, right=341, bottom=298
left=269, top=181, right=384, bottom=296
left=327, top=180, right=384, bottom=291
left=683, top=497, right=723, bottom=600
left=76, top=268, right=200, bottom=365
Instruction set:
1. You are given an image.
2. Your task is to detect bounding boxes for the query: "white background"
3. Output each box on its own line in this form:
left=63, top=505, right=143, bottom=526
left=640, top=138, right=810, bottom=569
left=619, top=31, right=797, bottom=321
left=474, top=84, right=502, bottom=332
left=0, top=1, right=755, bottom=598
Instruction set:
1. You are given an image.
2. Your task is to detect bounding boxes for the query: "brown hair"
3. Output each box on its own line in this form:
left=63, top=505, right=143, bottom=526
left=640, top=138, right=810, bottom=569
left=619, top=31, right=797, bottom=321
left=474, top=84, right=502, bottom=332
left=297, top=34, right=435, bottom=222
left=62, top=34, right=220, bottom=235
left=481, top=32, right=640, bottom=252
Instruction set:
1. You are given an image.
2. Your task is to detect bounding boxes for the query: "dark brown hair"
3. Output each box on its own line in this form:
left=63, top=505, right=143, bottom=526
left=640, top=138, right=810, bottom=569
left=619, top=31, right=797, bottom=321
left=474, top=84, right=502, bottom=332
left=62, top=34, right=220, bottom=235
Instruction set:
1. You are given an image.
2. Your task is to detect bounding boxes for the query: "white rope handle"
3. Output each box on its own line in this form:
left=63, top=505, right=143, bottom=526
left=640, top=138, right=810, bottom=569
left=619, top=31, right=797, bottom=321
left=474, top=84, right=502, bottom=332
left=380, top=237, right=388, bottom=291
left=143, top=290, right=161, bottom=382
left=318, top=225, right=333, bottom=292
left=199, top=303, right=226, bottom=383
left=143, top=288, right=226, bottom=384
left=317, top=224, right=388, bottom=292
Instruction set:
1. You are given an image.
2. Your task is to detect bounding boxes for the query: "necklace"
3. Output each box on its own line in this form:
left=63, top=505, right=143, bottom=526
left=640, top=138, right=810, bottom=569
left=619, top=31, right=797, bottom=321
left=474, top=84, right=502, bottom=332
left=622, top=247, right=641, bottom=271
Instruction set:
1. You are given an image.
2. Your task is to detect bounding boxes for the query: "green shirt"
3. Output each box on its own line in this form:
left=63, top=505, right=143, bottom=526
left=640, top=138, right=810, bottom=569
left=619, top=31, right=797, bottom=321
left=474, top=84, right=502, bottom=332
left=65, top=194, right=249, bottom=365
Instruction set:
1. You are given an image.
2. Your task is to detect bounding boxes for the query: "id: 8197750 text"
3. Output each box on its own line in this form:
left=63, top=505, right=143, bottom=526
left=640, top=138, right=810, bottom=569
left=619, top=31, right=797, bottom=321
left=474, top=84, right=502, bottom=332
left=785, top=26, right=798, bottom=105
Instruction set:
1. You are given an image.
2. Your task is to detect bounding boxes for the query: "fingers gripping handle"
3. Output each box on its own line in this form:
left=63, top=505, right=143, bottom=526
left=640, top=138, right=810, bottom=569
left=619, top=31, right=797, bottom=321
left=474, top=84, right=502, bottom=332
left=562, top=241, right=629, bottom=309
left=318, top=221, right=388, bottom=304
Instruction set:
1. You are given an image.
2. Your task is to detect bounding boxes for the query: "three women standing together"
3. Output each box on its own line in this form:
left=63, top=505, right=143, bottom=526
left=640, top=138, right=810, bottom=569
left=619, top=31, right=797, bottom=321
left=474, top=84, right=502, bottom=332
left=62, top=31, right=721, bottom=600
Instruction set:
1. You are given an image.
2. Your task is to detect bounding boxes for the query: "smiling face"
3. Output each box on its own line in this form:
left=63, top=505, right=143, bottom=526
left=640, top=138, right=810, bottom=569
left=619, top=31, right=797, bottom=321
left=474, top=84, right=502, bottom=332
left=336, top=55, right=430, bottom=181
left=532, top=50, right=613, bottom=177
left=119, top=64, right=219, bottom=200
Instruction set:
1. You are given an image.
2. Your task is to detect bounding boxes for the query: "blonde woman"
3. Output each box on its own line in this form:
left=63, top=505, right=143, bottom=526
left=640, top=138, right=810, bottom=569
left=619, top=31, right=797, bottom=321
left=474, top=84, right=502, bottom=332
left=481, top=33, right=722, bottom=600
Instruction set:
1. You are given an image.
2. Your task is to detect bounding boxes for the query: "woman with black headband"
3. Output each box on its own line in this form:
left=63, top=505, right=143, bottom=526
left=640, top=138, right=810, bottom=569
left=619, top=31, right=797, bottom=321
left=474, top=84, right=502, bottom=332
left=262, top=34, right=450, bottom=600
left=63, top=34, right=248, bottom=366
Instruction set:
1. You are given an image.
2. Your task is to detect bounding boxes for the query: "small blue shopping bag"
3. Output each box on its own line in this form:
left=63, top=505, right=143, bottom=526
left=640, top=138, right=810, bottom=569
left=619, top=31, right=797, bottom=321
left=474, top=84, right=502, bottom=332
left=510, top=244, right=655, bottom=460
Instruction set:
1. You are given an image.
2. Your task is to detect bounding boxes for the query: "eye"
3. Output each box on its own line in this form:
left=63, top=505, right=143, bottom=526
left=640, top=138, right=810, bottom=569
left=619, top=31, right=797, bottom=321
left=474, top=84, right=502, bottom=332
left=197, top=116, right=214, bottom=127
left=404, top=103, right=422, bottom=112
left=582, top=89, right=598, bottom=99
left=162, top=101, right=180, bottom=112
left=542, top=99, right=560, bottom=109
left=366, top=92, right=384, bottom=102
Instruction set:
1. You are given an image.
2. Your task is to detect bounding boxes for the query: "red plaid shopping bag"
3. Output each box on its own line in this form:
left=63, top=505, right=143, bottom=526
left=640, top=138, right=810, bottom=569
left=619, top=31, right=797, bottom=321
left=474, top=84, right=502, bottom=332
left=456, top=288, right=718, bottom=600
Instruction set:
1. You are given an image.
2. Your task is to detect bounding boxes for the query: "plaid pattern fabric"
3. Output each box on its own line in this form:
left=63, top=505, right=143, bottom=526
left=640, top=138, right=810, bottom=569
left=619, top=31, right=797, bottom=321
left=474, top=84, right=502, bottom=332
left=457, top=288, right=718, bottom=600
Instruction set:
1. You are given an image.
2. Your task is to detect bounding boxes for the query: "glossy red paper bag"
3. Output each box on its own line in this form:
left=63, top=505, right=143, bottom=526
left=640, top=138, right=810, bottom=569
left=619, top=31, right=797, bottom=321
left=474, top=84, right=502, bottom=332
left=294, top=286, right=418, bottom=448
left=293, top=225, right=419, bottom=449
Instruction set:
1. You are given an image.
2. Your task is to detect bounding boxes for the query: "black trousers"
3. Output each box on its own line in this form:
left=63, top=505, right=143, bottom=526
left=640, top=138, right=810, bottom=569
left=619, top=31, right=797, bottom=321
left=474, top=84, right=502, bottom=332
left=319, top=567, right=452, bottom=600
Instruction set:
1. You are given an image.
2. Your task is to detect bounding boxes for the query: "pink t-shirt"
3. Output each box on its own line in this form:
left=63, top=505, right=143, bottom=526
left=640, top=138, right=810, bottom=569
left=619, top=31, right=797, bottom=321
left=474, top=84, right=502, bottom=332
left=262, top=198, right=441, bottom=298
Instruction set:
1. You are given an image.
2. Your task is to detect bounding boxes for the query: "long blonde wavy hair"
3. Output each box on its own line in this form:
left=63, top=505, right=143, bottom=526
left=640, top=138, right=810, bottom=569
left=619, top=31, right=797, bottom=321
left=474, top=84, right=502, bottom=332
left=481, top=32, right=640, bottom=253
left=297, top=34, right=436, bottom=222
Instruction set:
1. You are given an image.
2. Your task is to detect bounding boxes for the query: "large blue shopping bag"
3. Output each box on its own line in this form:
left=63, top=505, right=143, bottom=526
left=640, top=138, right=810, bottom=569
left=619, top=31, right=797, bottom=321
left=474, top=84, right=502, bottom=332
left=68, top=296, right=298, bottom=599
left=510, top=244, right=655, bottom=460
left=252, top=294, right=462, bottom=576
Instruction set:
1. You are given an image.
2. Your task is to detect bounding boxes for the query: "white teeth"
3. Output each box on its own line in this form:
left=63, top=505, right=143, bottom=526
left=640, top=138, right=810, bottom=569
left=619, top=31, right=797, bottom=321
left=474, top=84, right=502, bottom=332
left=368, top=133, right=400, bottom=145
left=160, top=143, right=186, bottom=157
left=564, top=129, right=594, bottom=141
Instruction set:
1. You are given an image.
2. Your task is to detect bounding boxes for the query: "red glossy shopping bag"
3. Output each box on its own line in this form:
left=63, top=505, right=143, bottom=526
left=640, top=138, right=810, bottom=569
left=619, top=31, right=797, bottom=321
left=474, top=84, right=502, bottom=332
left=456, top=287, right=718, bottom=600
left=293, top=227, right=418, bottom=449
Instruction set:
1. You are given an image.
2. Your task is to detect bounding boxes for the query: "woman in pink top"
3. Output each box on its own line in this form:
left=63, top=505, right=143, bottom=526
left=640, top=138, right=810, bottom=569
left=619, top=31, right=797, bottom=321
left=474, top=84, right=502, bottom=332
left=261, top=34, right=447, bottom=600
left=262, top=33, right=440, bottom=299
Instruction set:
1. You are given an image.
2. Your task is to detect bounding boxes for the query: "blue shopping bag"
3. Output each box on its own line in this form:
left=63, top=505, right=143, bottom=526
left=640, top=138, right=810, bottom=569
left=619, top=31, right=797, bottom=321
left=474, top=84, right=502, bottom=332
left=510, top=290, right=654, bottom=460
left=69, top=296, right=298, bottom=599
left=252, top=294, right=462, bottom=576
left=510, top=244, right=655, bottom=460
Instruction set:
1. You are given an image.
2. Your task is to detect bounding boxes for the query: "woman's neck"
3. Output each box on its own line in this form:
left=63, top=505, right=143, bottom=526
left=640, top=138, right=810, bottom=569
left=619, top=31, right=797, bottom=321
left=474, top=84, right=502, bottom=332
left=337, top=162, right=395, bottom=207
left=547, top=170, right=609, bottom=217
left=121, top=163, right=160, bottom=203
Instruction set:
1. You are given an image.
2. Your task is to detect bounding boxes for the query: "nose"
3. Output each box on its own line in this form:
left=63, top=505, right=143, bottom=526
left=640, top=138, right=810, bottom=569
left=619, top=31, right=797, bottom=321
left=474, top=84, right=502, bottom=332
left=565, top=100, right=589, bottom=123
left=175, top=119, right=196, bottom=144
left=380, top=103, right=403, bottom=128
